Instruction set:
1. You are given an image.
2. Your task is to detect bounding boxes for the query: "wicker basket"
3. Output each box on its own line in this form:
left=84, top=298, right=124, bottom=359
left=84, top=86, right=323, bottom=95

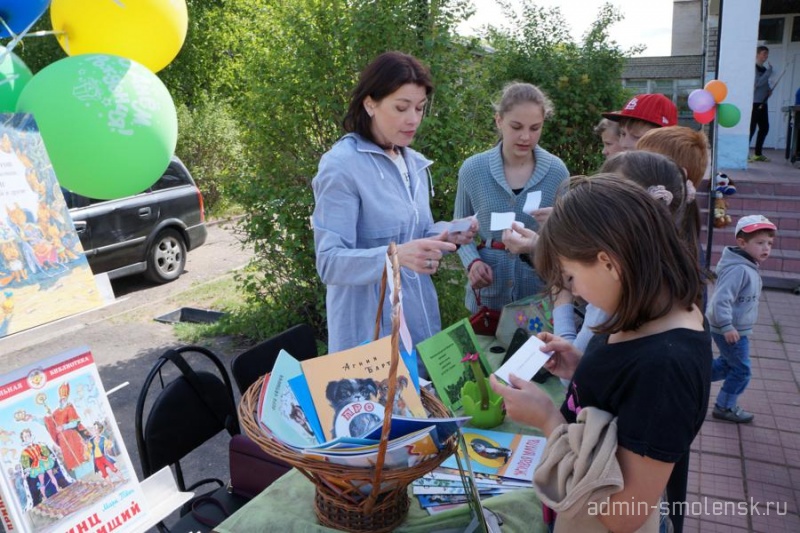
left=239, top=243, right=458, bottom=532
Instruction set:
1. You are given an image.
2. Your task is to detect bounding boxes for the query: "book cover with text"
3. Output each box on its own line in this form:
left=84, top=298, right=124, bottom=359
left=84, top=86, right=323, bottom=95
left=440, top=428, right=546, bottom=482
left=259, top=350, right=321, bottom=448
left=0, top=347, right=148, bottom=533
left=0, top=114, right=104, bottom=339
left=301, top=335, right=426, bottom=442
left=415, top=318, right=492, bottom=411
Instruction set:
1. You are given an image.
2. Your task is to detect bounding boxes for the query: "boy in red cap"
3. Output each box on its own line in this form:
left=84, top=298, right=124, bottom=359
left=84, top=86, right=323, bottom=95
left=602, top=93, right=678, bottom=151
left=706, top=214, right=777, bottom=423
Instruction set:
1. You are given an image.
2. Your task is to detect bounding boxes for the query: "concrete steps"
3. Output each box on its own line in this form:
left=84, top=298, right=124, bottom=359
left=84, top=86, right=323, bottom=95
left=696, top=166, right=800, bottom=292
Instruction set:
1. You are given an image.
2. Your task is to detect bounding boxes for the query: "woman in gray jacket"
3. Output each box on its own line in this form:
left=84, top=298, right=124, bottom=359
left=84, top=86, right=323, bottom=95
left=312, top=52, right=476, bottom=358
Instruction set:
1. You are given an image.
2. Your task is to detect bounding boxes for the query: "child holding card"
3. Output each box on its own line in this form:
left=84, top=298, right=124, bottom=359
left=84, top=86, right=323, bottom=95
left=454, top=82, right=569, bottom=315
left=490, top=174, right=711, bottom=532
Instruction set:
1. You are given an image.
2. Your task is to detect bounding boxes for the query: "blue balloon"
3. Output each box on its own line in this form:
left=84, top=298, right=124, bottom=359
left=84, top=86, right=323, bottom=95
left=0, top=0, right=51, bottom=38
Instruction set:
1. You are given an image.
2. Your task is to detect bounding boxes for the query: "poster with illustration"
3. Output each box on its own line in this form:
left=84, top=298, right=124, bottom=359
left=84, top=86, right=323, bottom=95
left=0, top=113, right=103, bottom=339
left=0, top=347, right=148, bottom=532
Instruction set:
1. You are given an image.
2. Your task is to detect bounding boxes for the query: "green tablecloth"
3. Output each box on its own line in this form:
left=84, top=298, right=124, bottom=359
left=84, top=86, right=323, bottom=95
left=216, top=336, right=565, bottom=533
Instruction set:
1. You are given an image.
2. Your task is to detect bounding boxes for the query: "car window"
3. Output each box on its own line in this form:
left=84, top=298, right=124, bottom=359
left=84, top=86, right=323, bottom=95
left=151, top=163, right=192, bottom=191
left=151, top=173, right=188, bottom=191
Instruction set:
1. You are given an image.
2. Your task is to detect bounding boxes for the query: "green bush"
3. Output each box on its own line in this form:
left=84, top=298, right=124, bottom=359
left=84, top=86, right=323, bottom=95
left=486, top=1, right=630, bottom=175
left=175, top=95, right=249, bottom=216
left=229, top=0, right=493, bottom=345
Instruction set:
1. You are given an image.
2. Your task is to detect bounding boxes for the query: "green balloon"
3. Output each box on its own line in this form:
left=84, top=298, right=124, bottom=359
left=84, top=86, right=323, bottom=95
left=717, top=103, right=741, bottom=128
left=15, top=54, right=177, bottom=199
left=0, top=46, right=34, bottom=112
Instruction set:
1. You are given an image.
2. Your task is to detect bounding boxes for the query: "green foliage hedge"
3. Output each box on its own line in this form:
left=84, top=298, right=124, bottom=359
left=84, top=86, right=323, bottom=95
left=14, top=1, right=630, bottom=349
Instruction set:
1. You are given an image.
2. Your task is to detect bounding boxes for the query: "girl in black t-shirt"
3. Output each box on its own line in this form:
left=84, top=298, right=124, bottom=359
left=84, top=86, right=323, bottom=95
left=490, top=174, right=711, bottom=532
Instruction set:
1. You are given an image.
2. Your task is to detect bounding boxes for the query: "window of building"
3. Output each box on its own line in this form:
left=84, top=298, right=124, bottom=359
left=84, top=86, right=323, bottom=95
left=791, top=16, right=800, bottom=41
left=623, top=80, right=649, bottom=94
left=759, top=17, right=785, bottom=44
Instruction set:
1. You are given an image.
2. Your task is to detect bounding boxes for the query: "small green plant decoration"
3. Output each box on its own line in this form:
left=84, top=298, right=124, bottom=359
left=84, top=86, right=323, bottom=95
left=460, top=352, right=505, bottom=429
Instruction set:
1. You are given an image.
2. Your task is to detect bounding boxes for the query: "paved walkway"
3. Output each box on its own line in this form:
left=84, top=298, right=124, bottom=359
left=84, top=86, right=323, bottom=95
left=686, top=287, right=800, bottom=531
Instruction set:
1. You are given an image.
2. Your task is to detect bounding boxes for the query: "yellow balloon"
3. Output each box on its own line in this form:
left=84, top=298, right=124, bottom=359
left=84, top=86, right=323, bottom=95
left=50, top=0, right=188, bottom=73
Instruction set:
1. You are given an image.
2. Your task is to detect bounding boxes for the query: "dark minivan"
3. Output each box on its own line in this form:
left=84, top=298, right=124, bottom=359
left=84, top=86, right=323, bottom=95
left=64, top=157, right=207, bottom=283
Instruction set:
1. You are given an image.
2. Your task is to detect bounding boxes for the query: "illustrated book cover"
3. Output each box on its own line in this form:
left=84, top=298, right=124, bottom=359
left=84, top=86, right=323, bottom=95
left=259, top=349, right=322, bottom=448
left=0, top=346, right=148, bottom=533
left=0, top=114, right=104, bottom=339
left=415, top=318, right=492, bottom=411
left=299, top=335, right=426, bottom=442
left=440, top=428, right=546, bottom=482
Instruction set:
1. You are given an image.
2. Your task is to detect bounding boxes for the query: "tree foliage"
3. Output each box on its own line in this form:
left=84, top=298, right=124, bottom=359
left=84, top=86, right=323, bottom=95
left=8, top=0, right=630, bottom=348
left=176, top=94, right=249, bottom=215
left=487, top=0, right=629, bottom=174
left=229, top=0, right=494, bottom=344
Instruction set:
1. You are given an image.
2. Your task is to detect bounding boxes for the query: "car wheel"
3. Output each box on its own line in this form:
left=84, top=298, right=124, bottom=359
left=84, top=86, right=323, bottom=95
left=145, top=229, right=186, bottom=283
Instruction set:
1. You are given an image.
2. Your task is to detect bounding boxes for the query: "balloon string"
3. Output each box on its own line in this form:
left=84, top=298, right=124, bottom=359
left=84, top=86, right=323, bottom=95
left=0, top=16, right=14, bottom=39
left=25, top=30, right=67, bottom=38
left=0, top=15, right=42, bottom=56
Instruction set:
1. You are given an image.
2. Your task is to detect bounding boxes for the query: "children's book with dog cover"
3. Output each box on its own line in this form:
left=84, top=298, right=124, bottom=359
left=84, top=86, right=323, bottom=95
left=298, top=335, right=427, bottom=442
left=0, top=346, right=148, bottom=533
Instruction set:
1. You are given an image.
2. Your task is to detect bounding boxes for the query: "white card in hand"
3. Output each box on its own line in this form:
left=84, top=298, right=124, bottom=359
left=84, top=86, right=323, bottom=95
left=524, top=191, right=542, bottom=214
left=493, top=335, right=552, bottom=384
left=490, top=212, right=516, bottom=231
left=430, top=221, right=451, bottom=234
left=449, top=217, right=473, bottom=233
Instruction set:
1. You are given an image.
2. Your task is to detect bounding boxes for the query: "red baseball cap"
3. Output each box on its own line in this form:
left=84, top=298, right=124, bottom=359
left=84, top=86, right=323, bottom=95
left=602, top=94, right=678, bottom=127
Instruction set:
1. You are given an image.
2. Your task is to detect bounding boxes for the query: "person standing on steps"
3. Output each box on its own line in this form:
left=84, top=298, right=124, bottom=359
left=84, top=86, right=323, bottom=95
left=750, top=46, right=772, bottom=162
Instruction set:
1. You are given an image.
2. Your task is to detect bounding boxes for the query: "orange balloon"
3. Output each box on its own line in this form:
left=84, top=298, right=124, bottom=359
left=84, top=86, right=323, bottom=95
left=705, top=80, right=728, bottom=103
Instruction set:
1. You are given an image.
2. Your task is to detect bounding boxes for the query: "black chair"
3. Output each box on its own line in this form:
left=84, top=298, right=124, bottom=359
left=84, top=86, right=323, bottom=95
left=230, top=323, right=318, bottom=395
left=135, top=345, right=248, bottom=532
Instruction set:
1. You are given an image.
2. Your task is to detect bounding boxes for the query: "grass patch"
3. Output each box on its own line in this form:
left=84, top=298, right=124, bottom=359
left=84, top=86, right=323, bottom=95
left=167, top=274, right=249, bottom=343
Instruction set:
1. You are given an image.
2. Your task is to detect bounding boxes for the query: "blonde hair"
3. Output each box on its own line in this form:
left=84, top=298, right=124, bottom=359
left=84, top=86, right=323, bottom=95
left=594, top=118, right=620, bottom=137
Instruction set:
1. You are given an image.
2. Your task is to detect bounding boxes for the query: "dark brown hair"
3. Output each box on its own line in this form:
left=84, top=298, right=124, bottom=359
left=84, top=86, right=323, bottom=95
left=600, top=150, right=700, bottom=266
left=535, top=174, right=703, bottom=333
left=342, top=51, right=433, bottom=146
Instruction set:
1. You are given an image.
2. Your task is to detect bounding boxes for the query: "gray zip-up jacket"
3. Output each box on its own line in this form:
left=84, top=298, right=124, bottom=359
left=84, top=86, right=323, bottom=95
left=312, top=133, right=442, bottom=355
left=706, top=247, right=762, bottom=336
left=753, top=63, right=772, bottom=104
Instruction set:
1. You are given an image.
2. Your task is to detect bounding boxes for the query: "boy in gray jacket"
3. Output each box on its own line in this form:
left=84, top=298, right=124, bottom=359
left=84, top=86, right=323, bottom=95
left=707, top=215, right=777, bottom=423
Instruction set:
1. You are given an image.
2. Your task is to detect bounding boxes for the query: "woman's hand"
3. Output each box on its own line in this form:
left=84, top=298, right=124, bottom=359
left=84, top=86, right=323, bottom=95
left=489, top=374, right=565, bottom=437
left=397, top=238, right=456, bottom=274
left=530, top=207, right=553, bottom=227
left=444, top=216, right=478, bottom=246
left=502, top=223, right=538, bottom=255
left=538, top=332, right=581, bottom=380
left=468, top=260, right=492, bottom=289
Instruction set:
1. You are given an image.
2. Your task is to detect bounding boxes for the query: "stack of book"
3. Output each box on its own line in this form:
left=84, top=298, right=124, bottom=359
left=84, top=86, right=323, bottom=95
left=255, top=341, right=470, bottom=484
left=412, top=427, right=546, bottom=515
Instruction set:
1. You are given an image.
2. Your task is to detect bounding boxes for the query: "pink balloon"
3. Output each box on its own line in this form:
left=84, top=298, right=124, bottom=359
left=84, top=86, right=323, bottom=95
left=694, top=107, right=716, bottom=124
left=688, top=89, right=715, bottom=113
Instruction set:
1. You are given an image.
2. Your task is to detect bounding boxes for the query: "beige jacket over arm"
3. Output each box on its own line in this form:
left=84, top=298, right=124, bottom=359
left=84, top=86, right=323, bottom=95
left=533, top=407, right=660, bottom=533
